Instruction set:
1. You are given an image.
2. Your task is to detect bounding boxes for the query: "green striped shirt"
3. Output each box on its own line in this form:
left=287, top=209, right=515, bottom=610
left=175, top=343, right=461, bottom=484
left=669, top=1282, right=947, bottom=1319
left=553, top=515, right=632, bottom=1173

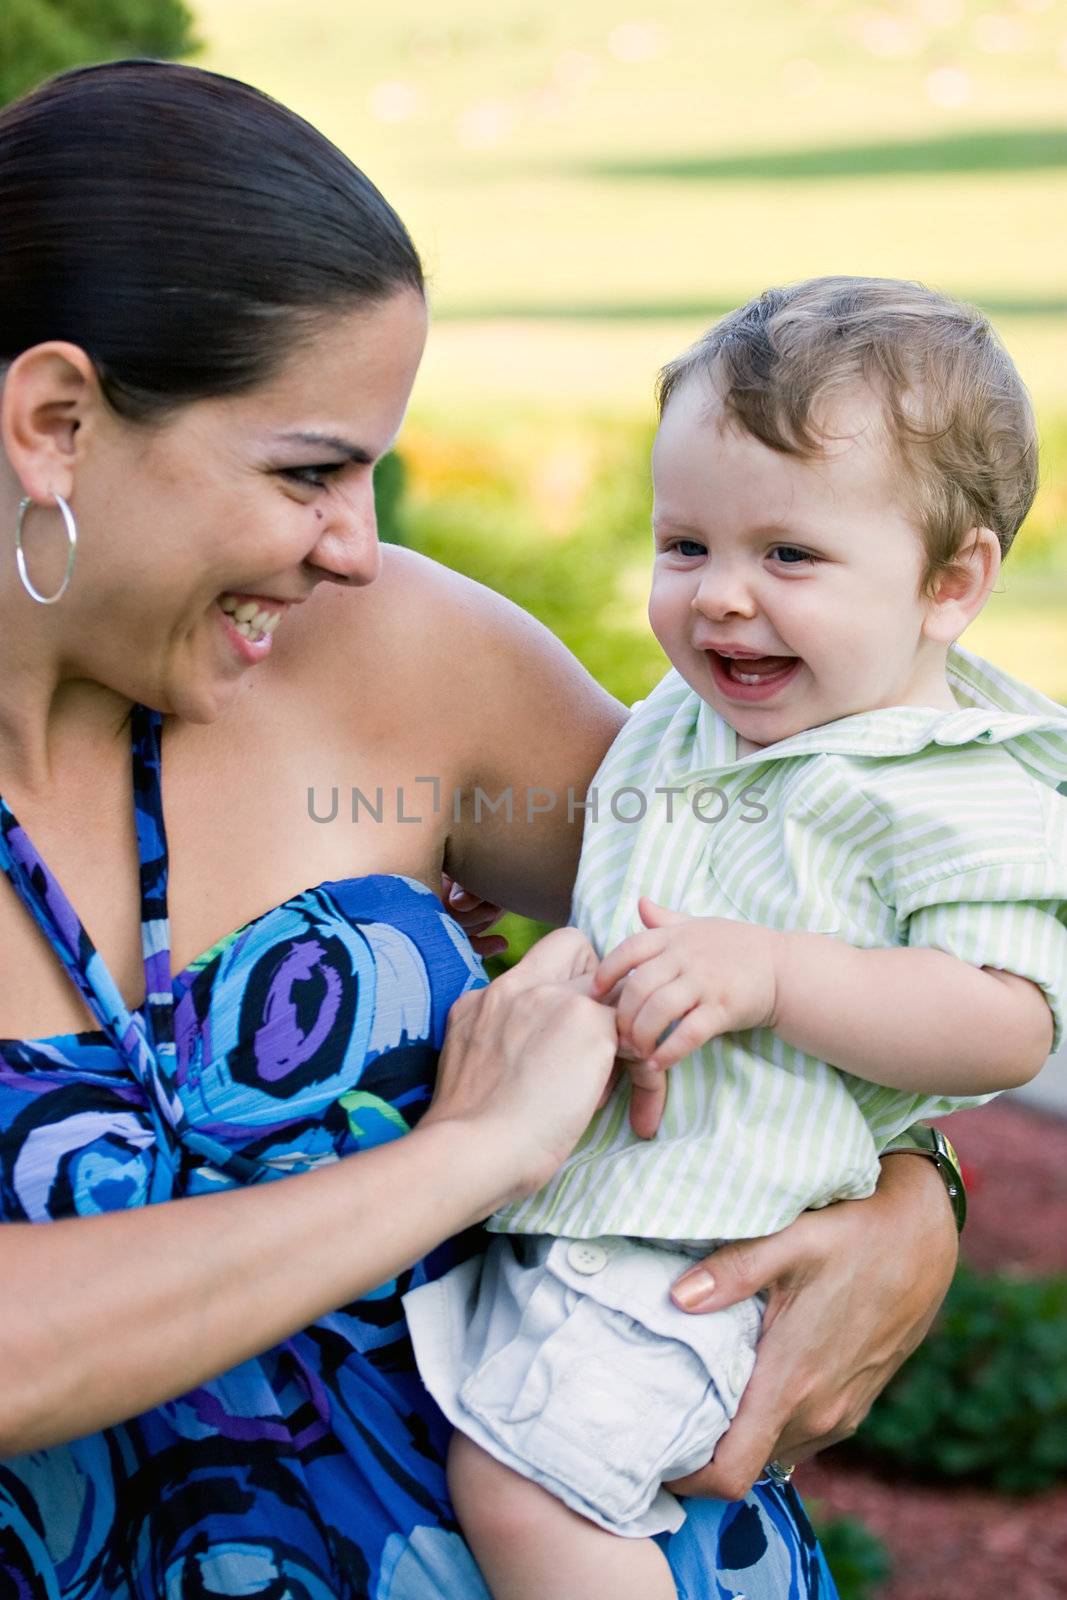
left=493, top=646, right=1067, bottom=1243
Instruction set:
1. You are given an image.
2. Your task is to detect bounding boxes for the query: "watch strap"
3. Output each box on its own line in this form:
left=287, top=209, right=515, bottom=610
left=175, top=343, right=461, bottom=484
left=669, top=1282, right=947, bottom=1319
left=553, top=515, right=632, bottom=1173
left=881, top=1122, right=967, bottom=1233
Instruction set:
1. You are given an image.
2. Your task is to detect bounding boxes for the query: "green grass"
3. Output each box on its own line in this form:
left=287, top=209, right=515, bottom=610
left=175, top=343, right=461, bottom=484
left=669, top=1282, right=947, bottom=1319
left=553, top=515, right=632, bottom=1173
left=190, top=0, right=1066, bottom=705
left=192, top=0, right=1067, bottom=351
left=190, top=0, right=1067, bottom=406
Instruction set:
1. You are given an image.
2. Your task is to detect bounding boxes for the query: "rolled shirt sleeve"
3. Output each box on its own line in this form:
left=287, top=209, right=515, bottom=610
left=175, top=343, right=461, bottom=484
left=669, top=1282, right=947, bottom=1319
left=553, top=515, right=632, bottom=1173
left=905, top=893, right=1067, bottom=1053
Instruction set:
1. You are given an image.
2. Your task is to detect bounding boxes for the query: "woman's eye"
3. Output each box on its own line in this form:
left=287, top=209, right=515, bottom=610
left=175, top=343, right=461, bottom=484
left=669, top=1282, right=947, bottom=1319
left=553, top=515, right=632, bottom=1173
left=280, top=463, right=344, bottom=489
left=771, top=545, right=817, bottom=565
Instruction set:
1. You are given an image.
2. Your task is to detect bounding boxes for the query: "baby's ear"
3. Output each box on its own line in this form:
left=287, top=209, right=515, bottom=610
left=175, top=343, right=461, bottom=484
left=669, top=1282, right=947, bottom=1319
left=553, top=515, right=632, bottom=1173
left=922, top=527, right=1001, bottom=644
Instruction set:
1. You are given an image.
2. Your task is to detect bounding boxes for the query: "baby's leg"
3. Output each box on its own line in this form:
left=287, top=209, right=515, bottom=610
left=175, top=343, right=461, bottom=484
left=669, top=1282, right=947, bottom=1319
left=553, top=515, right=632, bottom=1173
left=448, top=1430, right=677, bottom=1600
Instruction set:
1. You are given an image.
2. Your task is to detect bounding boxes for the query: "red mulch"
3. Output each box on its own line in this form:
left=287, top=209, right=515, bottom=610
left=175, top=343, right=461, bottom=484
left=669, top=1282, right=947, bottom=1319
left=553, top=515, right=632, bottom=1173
left=930, top=1101, right=1067, bottom=1277
left=796, top=1100, right=1067, bottom=1600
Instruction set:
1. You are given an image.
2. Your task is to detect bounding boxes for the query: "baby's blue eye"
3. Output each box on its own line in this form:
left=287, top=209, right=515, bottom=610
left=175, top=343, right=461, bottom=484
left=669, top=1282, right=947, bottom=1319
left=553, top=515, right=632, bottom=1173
left=771, top=545, right=816, bottom=565
left=673, top=539, right=707, bottom=558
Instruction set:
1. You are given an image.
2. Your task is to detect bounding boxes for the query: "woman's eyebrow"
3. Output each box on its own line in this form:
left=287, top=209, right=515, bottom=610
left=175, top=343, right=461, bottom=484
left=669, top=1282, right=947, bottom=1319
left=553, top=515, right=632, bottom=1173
left=276, top=430, right=373, bottom=463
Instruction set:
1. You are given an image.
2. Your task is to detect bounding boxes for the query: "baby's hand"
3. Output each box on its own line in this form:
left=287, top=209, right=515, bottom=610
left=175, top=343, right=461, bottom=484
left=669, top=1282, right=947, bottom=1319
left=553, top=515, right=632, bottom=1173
left=593, top=898, right=780, bottom=1074
left=440, top=873, right=509, bottom=959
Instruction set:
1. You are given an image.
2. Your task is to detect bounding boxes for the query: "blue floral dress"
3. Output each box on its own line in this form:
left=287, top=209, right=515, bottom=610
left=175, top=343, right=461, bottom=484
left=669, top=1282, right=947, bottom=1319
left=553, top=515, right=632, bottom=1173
left=0, top=704, right=837, bottom=1599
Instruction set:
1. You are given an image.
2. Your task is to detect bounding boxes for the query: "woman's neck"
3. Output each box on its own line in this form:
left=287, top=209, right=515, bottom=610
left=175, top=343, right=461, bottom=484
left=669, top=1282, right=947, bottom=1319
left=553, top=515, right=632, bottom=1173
left=0, top=669, right=133, bottom=801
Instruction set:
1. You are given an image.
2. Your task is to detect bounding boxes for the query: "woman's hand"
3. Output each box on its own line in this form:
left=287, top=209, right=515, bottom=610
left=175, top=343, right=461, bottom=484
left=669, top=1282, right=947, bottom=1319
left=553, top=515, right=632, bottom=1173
left=422, top=928, right=618, bottom=1205
left=440, top=873, right=510, bottom=959
left=0, top=926, right=615, bottom=1456
left=662, top=1151, right=959, bottom=1501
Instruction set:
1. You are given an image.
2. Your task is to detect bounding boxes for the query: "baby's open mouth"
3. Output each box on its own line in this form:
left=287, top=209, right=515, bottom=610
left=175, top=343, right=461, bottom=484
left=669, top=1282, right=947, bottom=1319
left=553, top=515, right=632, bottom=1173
left=714, top=652, right=795, bottom=685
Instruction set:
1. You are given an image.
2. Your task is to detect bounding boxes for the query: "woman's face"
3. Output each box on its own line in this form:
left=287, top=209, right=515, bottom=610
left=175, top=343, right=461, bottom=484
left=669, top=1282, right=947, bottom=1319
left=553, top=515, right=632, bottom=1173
left=67, top=289, right=427, bottom=721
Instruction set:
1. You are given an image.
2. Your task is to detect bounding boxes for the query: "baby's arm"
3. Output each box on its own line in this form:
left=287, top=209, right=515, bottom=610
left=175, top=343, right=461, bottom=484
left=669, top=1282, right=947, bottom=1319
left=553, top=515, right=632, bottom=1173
left=768, top=929, right=1052, bottom=1094
left=595, top=898, right=1054, bottom=1098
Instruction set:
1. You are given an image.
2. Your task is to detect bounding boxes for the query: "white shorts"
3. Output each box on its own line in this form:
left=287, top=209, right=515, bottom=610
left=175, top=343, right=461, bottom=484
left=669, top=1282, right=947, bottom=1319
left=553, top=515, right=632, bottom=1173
left=403, top=1234, right=763, bottom=1537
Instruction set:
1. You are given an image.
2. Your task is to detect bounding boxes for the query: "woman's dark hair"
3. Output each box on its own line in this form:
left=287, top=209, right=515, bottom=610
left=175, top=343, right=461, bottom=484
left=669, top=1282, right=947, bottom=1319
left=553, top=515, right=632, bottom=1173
left=0, top=59, right=424, bottom=420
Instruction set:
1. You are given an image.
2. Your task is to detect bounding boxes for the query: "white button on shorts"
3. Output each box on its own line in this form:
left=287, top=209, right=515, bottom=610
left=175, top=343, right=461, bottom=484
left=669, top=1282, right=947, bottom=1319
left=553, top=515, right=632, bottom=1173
left=566, top=1241, right=609, bottom=1275
left=404, top=1235, right=765, bottom=1538
left=727, top=1353, right=750, bottom=1394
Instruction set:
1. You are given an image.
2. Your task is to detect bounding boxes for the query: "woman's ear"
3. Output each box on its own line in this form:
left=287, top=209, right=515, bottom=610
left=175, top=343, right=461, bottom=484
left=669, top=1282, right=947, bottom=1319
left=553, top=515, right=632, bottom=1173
left=921, top=528, right=1002, bottom=645
left=0, top=342, right=101, bottom=504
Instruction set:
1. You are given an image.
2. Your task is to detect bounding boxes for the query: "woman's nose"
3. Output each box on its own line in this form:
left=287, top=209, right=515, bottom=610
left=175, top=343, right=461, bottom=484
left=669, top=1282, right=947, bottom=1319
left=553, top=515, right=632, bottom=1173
left=306, top=477, right=381, bottom=586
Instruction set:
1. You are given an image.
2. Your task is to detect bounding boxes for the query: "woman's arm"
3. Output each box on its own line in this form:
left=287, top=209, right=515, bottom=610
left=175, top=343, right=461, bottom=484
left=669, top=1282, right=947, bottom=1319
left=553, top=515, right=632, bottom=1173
left=431, top=564, right=626, bottom=927
left=0, top=931, right=616, bottom=1457
left=0, top=1118, right=491, bottom=1456
left=663, top=1150, right=959, bottom=1500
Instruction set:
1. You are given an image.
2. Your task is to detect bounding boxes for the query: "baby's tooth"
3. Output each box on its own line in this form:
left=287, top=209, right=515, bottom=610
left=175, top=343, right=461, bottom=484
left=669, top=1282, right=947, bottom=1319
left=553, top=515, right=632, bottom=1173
left=234, top=601, right=258, bottom=623
left=235, top=620, right=254, bottom=638
left=218, top=595, right=240, bottom=614
left=262, top=612, right=282, bottom=634
left=251, top=609, right=272, bottom=632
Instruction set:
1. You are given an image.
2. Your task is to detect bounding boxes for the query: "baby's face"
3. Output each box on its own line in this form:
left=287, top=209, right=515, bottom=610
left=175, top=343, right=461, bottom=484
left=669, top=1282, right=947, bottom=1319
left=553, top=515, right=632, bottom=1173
left=649, top=376, right=951, bottom=749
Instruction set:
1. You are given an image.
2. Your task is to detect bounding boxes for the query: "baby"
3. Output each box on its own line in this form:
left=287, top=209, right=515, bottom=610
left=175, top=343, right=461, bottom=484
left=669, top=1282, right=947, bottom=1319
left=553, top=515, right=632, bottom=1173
left=405, top=277, right=1067, bottom=1600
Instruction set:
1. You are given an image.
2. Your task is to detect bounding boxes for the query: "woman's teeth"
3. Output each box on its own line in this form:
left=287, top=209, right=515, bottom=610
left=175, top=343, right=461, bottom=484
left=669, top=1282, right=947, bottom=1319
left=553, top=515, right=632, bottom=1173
left=218, top=593, right=283, bottom=643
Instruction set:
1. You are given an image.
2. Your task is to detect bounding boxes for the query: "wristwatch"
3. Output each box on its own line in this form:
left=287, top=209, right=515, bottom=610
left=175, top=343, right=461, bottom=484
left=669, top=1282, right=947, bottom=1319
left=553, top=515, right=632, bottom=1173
left=882, top=1123, right=966, bottom=1233
left=881, top=1122, right=967, bottom=1234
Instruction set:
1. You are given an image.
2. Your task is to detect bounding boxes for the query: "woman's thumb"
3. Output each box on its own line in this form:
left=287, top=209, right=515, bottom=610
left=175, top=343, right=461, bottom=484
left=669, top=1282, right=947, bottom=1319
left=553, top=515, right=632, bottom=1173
left=671, top=1233, right=793, bottom=1313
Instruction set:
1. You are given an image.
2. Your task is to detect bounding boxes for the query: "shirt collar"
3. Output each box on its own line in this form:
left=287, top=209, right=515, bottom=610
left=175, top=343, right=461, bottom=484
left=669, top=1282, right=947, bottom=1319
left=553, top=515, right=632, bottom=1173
left=673, top=645, right=1067, bottom=789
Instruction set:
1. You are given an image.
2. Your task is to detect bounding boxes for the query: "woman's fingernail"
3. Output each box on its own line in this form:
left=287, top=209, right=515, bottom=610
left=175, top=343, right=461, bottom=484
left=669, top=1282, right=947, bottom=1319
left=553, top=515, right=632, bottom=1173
left=672, top=1269, right=715, bottom=1309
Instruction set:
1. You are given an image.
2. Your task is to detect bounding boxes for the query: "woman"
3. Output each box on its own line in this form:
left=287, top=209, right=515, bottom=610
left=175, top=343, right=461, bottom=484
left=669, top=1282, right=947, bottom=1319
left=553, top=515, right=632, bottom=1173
left=0, top=61, right=958, bottom=1598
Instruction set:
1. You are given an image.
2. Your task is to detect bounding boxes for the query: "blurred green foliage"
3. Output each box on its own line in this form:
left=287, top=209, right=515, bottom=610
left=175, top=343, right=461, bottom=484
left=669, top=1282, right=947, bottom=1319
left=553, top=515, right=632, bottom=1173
left=856, top=1263, right=1067, bottom=1494
left=809, top=1511, right=893, bottom=1600
left=0, top=0, right=197, bottom=107
left=482, top=912, right=552, bottom=979
left=400, top=401, right=1067, bottom=713
left=373, top=451, right=409, bottom=546
left=402, top=411, right=664, bottom=708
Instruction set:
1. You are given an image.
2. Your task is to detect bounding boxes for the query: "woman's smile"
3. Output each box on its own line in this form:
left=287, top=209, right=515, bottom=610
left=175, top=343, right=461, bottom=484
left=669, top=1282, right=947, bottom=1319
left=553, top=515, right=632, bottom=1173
left=213, top=596, right=284, bottom=662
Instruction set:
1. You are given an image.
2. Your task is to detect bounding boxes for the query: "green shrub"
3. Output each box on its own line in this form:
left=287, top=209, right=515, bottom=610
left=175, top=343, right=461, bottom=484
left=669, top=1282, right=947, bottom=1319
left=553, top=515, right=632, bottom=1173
left=374, top=451, right=409, bottom=546
left=857, top=1263, right=1067, bottom=1493
left=482, top=912, right=552, bottom=978
left=403, top=412, right=669, bottom=709
left=0, top=0, right=197, bottom=108
left=810, top=1512, right=892, bottom=1600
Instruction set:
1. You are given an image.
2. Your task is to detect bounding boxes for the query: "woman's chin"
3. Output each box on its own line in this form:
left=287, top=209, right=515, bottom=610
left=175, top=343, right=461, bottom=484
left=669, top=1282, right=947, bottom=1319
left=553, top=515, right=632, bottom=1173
left=157, top=667, right=243, bottom=725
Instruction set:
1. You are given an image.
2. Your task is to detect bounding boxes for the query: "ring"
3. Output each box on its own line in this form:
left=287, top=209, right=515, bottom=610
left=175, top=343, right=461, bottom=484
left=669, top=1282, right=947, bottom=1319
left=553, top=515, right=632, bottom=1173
left=763, top=1459, right=796, bottom=1487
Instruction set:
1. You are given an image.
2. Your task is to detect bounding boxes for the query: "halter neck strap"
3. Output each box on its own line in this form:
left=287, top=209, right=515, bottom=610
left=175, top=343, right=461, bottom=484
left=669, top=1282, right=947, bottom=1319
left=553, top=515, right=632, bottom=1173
left=0, top=706, right=272, bottom=1194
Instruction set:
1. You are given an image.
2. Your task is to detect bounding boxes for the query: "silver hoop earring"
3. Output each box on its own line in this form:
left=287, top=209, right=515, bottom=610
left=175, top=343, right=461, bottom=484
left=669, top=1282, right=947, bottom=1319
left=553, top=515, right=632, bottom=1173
left=15, top=493, right=78, bottom=605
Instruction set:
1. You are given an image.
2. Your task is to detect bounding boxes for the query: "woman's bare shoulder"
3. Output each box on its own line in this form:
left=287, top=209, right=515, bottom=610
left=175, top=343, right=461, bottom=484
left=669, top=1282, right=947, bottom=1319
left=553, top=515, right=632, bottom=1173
left=286, top=545, right=521, bottom=657
left=285, top=545, right=623, bottom=735
left=356, top=545, right=562, bottom=651
left=247, top=547, right=625, bottom=921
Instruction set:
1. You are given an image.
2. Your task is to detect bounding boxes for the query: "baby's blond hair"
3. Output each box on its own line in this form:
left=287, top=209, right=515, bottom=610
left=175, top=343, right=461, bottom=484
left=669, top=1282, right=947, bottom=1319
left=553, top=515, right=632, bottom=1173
left=658, top=277, right=1038, bottom=592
